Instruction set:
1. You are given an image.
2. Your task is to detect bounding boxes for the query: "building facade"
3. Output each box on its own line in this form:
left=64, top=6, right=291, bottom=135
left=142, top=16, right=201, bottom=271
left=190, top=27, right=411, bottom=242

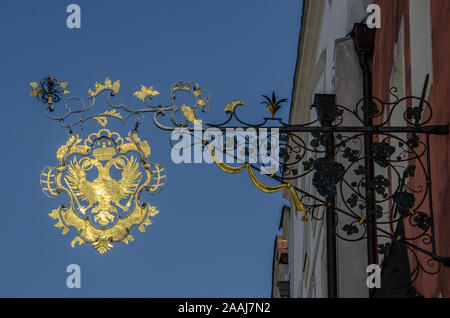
left=272, top=0, right=450, bottom=298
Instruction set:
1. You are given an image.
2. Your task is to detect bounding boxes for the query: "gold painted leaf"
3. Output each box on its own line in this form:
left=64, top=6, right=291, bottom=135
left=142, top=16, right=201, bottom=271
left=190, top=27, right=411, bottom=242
left=94, top=116, right=108, bottom=127
left=103, top=109, right=123, bottom=119
left=138, top=219, right=152, bottom=232
left=138, top=208, right=154, bottom=232
left=30, top=88, right=44, bottom=97
left=125, top=132, right=151, bottom=157
left=88, top=77, right=120, bottom=96
left=93, top=109, right=123, bottom=127
left=148, top=206, right=159, bottom=217
left=133, top=85, right=160, bottom=101
left=267, top=104, right=281, bottom=118
left=56, top=135, right=79, bottom=161
left=181, top=104, right=199, bottom=124
left=92, top=236, right=114, bottom=254
left=52, top=217, right=69, bottom=235
left=71, top=237, right=85, bottom=248
left=140, top=141, right=151, bottom=157
left=48, top=209, right=60, bottom=220
left=133, top=91, right=145, bottom=101
left=123, top=235, right=134, bottom=244
left=112, top=80, right=120, bottom=94
left=225, top=99, right=245, bottom=113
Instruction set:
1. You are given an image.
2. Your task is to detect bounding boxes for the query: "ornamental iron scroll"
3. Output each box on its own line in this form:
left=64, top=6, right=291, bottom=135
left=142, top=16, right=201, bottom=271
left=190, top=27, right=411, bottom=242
left=150, top=76, right=448, bottom=292
left=31, top=72, right=449, bottom=290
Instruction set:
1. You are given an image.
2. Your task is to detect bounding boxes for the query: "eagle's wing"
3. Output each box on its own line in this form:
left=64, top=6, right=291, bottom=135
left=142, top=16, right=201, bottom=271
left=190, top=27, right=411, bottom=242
left=65, top=157, right=96, bottom=205
left=116, top=156, right=142, bottom=200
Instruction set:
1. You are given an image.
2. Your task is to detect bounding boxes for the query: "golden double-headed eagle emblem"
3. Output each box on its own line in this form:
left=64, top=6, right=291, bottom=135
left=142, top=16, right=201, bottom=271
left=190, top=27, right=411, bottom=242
left=41, top=129, right=166, bottom=254
left=32, top=77, right=167, bottom=254
left=31, top=77, right=183, bottom=253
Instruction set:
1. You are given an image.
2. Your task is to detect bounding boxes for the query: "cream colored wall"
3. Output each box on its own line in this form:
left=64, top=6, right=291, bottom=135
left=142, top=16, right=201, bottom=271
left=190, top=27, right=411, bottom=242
left=288, top=0, right=327, bottom=298
left=334, top=36, right=369, bottom=297
left=287, top=0, right=370, bottom=298
left=409, top=0, right=433, bottom=97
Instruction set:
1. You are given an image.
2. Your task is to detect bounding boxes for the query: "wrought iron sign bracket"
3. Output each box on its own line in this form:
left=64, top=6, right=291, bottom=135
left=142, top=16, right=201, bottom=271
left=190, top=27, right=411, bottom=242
left=31, top=23, right=448, bottom=289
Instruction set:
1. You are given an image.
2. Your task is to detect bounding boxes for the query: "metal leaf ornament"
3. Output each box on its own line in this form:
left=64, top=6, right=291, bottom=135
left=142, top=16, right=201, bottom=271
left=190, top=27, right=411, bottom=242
left=260, top=91, right=288, bottom=118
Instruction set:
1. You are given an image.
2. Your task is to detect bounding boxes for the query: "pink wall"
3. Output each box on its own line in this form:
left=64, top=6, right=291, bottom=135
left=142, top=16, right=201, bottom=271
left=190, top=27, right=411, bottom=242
left=372, top=0, right=450, bottom=297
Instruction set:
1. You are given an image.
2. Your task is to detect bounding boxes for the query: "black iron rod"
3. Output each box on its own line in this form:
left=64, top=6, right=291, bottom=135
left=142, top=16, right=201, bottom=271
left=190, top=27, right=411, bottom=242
left=183, top=125, right=449, bottom=134
left=324, top=123, right=338, bottom=298
left=359, top=50, right=378, bottom=297
left=426, top=133, right=436, bottom=253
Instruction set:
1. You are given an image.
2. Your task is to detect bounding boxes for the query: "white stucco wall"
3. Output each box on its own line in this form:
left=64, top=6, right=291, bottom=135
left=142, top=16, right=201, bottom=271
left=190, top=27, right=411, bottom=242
left=289, top=0, right=370, bottom=298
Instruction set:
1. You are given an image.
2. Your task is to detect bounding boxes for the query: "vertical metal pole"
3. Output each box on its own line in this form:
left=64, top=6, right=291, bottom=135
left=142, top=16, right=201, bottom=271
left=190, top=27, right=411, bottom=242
left=425, top=133, right=436, bottom=254
left=315, top=94, right=338, bottom=298
left=325, top=132, right=338, bottom=298
left=419, top=76, right=435, bottom=254
left=360, top=50, right=378, bottom=284
left=353, top=23, right=377, bottom=297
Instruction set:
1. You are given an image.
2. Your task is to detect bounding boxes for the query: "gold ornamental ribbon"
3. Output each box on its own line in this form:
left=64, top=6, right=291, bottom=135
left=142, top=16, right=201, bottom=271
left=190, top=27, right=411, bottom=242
left=210, top=150, right=306, bottom=214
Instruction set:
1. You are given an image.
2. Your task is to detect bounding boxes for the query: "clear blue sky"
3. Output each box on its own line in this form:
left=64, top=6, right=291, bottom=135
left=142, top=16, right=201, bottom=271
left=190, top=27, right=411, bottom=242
left=0, top=0, right=301, bottom=297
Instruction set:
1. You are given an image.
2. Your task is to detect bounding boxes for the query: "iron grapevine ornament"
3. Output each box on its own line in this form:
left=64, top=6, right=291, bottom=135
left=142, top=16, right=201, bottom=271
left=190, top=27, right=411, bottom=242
left=33, top=76, right=166, bottom=254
